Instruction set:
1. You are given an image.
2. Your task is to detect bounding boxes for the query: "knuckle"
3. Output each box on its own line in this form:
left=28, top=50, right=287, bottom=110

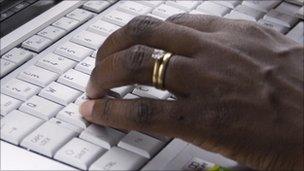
left=125, top=15, right=161, bottom=40
left=131, top=99, right=155, bottom=126
left=124, top=45, right=148, bottom=75
left=92, top=99, right=112, bottom=123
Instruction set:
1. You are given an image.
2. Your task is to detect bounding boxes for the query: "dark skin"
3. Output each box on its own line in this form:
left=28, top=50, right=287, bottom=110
left=80, top=14, right=304, bottom=170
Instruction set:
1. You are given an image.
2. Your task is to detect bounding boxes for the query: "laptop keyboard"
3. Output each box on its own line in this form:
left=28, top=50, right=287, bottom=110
left=0, top=1, right=303, bottom=170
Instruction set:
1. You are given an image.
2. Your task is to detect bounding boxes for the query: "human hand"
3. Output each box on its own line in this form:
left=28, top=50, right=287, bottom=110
left=80, top=14, right=303, bottom=170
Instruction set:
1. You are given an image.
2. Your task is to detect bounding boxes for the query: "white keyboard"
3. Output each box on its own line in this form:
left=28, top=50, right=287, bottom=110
left=1, top=1, right=303, bottom=170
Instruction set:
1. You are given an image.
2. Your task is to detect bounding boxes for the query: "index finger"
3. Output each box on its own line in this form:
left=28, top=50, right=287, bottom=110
left=96, top=15, right=202, bottom=64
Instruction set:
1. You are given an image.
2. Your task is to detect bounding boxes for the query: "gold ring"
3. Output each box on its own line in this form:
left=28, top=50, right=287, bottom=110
left=152, top=49, right=165, bottom=87
left=157, top=52, right=173, bottom=89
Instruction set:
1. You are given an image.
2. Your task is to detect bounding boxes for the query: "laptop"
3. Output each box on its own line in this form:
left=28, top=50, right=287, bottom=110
left=1, top=0, right=303, bottom=170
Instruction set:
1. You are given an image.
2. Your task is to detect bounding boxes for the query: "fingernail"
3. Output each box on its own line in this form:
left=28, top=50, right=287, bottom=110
left=79, top=100, right=95, bottom=117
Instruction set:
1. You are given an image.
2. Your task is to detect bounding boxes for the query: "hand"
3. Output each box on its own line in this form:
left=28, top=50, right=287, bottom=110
left=80, top=14, right=303, bottom=170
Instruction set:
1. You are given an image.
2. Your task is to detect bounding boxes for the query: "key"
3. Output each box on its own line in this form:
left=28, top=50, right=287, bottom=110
left=87, top=20, right=120, bottom=37
left=21, top=121, right=77, bottom=157
left=235, top=5, right=265, bottom=21
left=91, top=50, right=97, bottom=58
left=83, top=1, right=111, bottom=13
left=225, top=10, right=257, bottom=22
left=39, top=82, right=81, bottom=105
left=70, top=31, right=106, bottom=50
left=75, top=57, right=95, bottom=75
left=1, top=78, right=40, bottom=101
left=0, top=59, right=16, bottom=77
left=152, top=4, right=185, bottom=19
left=22, top=35, right=52, bottom=52
left=123, top=93, right=140, bottom=99
left=297, top=6, right=304, bottom=19
left=275, top=2, right=301, bottom=17
left=0, top=94, right=22, bottom=116
left=36, top=53, right=76, bottom=74
left=58, top=69, right=90, bottom=91
left=118, top=131, right=164, bottom=158
left=37, top=26, right=66, bottom=41
left=287, top=21, right=304, bottom=45
left=212, top=1, right=241, bottom=9
left=258, top=19, right=289, bottom=33
left=102, top=10, right=135, bottom=27
left=19, top=95, right=63, bottom=120
left=74, top=93, right=88, bottom=105
left=49, top=118, right=83, bottom=134
left=111, top=86, right=134, bottom=98
left=66, top=8, right=94, bottom=23
left=52, top=17, right=80, bottom=31
left=242, top=1, right=281, bottom=12
left=263, top=10, right=298, bottom=27
left=1, top=110, right=43, bottom=145
left=2, top=48, right=33, bottom=66
left=166, top=1, right=200, bottom=11
left=56, top=103, right=89, bottom=129
left=138, top=1, right=163, bottom=8
left=55, top=138, right=106, bottom=170
left=17, top=65, right=58, bottom=87
left=89, top=147, right=147, bottom=170
left=197, top=2, right=230, bottom=17
left=118, top=1, right=152, bottom=15
left=79, top=124, right=125, bottom=149
left=132, top=85, right=170, bottom=99
left=54, top=41, right=93, bottom=62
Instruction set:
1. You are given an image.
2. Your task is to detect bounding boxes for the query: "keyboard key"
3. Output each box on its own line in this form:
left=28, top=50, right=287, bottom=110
left=235, top=5, right=265, bottom=21
left=166, top=1, right=200, bottom=11
left=39, top=82, right=81, bottom=105
left=79, top=124, right=125, bottom=149
left=58, top=69, right=90, bottom=92
left=242, top=1, right=281, bottom=12
left=0, top=59, right=16, bottom=77
left=111, top=86, right=134, bottom=98
left=132, top=85, right=170, bottom=99
left=49, top=118, right=83, bottom=134
left=56, top=103, right=89, bottom=129
left=118, top=1, right=152, bottom=15
left=74, top=93, right=88, bottom=105
left=21, top=121, right=77, bottom=157
left=118, top=131, right=164, bottom=158
left=263, top=10, right=298, bottom=27
left=90, top=147, right=147, bottom=170
left=1, top=110, right=43, bottom=145
left=87, top=20, right=120, bottom=36
left=54, top=41, right=93, bottom=62
left=17, top=65, right=58, bottom=87
left=212, top=1, right=241, bottom=9
left=152, top=4, right=185, bottom=19
left=2, top=48, right=33, bottom=66
left=55, top=138, right=106, bottom=170
left=36, top=53, right=76, bottom=74
left=258, top=19, right=289, bottom=33
left=83, top=1, right=111, bottom=13
left=297, top=6, right=304, bottom=19
left=66, top=8, right=94, bottom=23
left=19, top=95, right=63, bottom=120
left=123, top=93, right=140, bottom=99
left=102, top=10, right=136, bottom=27
left=1, top=78, right=40, bottom=101
left=22, top=35, right=52, bottom=52
left=75, top=57, right=95, bottom=75
left=37, top=26, right=66, bottom=41
left=71, top=31, right=106, bottom=50
left=0, top=94, right=22, bottom=116
left=197, top=2, right=230, bottom=17
left=52, top=17, right=80, bottom=31
left=138, top=1, right=163, bottom=8
left=225, top=10, right=257, bottom=22
left=275, top=2, right=301, bottom=17
left=287, top=21, right=304, bottom=45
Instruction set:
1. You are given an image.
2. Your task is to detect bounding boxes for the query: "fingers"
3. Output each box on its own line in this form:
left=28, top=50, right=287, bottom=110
left=86, top=45, right=192, bottom=99
left=80, top=98, right=179, bottom=133
left=96, top=15, right=202, bottom=62
left=166, top=13, right=229, bottom=32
